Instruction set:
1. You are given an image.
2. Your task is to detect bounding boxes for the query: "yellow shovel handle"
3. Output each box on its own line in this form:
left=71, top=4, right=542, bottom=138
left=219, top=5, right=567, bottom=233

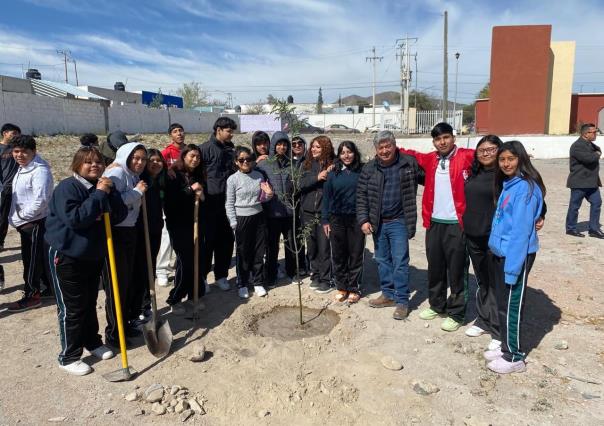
left=103, top=213, right=129, bottom=369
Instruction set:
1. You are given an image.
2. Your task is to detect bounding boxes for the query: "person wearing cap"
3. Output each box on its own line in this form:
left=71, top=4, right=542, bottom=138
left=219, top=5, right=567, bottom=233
left=99, top=130, right=130, bottom=166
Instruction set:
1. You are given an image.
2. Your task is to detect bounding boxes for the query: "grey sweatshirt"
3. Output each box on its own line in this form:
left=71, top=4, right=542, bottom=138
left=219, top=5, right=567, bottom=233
left=225, top=170, right=272, bottom=228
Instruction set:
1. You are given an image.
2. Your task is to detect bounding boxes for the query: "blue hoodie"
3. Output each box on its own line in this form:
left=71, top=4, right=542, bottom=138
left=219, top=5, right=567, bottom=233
left=488, top=176, right=543, bottom=284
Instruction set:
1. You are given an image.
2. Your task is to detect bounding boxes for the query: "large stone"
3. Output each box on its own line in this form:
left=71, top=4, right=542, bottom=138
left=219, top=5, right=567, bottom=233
left=170, top=385, right=181, bottom=395
left=180, top=409, right=193, bottom=422
left=124, top=391, right=138, bottom=402
left=554, top=340, right=569, bottom=350
left=188, top=399, right=205, bottom=415
left=175, top=400, right=189, bottom=414
left=189, top=344, right=206, bottom=362
left=144, top=384, right=164, bottom=403
left=152, top=402, right=166, bottom=416
left=381, top=356, right=403, bottom=371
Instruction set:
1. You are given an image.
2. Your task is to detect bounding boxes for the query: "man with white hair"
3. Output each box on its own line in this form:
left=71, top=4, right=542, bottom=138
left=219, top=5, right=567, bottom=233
left=356, top=131, right=421, bottom=320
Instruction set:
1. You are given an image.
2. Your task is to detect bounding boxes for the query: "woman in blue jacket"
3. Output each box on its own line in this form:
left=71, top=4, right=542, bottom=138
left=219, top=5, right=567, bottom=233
left=484, top=141, right=545, bottom=374
left=322, top=141, right=364, bottom=303
left=45, top=147, right=127, bottom=376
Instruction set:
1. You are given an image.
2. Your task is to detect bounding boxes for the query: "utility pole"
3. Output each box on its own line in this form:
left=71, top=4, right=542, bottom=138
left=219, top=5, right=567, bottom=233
left=443, top=10, right=448, bottom=123
left=57, top=49, right=71, bottom=84
left=396, top=36, right=418, bottom=133
left=366, top=46, right=383, bottom=126
left=453, top=52, right=460, bottom=133
left=71, top=59, right=79, bottom=86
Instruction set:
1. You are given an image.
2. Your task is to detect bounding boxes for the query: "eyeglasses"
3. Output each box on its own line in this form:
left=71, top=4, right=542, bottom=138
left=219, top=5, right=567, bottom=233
left=237, top=158, right=253, bottom=164
left=477, top=147, right=498, bottom=156
left=292, top=142, right=304, bottom=147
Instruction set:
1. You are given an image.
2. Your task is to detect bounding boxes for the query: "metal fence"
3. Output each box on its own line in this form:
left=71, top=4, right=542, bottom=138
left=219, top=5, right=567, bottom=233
left=377, top=110, right=464, bottom=134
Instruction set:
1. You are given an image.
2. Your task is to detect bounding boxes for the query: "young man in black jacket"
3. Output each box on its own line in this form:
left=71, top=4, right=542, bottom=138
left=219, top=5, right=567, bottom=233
left=199, top=117, right=237, bottom=290
left=356, top=131, right=420, bottom=320
left=565, top=123, right=603, bottom=238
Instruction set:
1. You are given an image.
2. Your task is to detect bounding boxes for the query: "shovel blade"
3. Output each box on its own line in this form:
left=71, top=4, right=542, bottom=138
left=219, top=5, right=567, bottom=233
left=103, top=366, right=137, bottom=382
left=142, top=319, right=173, bottom=359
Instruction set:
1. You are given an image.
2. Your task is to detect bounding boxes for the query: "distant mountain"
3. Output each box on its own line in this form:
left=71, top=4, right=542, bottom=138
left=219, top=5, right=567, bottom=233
left=338, top=91, right=400, bottom=106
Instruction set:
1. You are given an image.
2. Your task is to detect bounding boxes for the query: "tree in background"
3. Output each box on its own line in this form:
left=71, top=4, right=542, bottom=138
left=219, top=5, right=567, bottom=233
left=338, top=94, right=342, bottom=107
left=267, top=94, right=277, bottom=104
left=245, top=99, right=266, bottom=115
left=316, top=87, right=324, bottom=113
left=176, top=81, right=209, bottom=109
left=410, top=90, right=438, bottom=110
left=287, top=94, right=294, bottom=104
left=149, top=89, right=164, bottom=108
left=478, top=83, right=490, bottom=99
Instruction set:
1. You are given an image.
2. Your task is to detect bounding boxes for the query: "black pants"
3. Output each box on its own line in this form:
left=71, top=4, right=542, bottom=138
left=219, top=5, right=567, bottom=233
left=0, top=187, right=12, bottom=246
left=467, top=235, right=499, bottom=339
left=167, top=224, right=205, bottom=305
left=425, top=221, right=469, bottom=322
left=130, top=229, right=161, bottom=320
left=329, top=214, right=365, bottom=292
left=103, top=226, right=137, bottom=345
left=266, top=217, right=297, bottom=284
left=48, top=248, right=104, bottom=365
left=203, top=194, right=234, bottom=281
left=491, top=253, right=536, bottom=362
left=17, top=218, right=50, bottom=297
left=235, top=212, right=267, bottom=288
left=303, top=211, right=332, bottom=285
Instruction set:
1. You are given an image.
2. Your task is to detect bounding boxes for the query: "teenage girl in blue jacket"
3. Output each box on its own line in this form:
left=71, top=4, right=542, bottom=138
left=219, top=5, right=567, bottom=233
left=484, top=141, right=545, bottom=374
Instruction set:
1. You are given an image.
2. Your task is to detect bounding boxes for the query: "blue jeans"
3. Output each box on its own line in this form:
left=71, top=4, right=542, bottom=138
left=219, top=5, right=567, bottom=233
left=372, top=219, right=410, bottom=305
left=565, top=188, right=602, bottom=233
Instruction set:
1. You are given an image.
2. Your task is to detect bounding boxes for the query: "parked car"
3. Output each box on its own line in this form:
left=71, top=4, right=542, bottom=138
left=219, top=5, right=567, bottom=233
left=324, top=124, right=361, bottom=134
left=364, top=124, right=403, bottom=133
left=298, top=122, right=324, bottom=134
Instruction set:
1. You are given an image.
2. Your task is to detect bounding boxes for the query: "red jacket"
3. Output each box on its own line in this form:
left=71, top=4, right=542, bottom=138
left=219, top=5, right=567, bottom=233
left=162, top=143, right=182, bottom=167
left=400, top=146, right=474, bottom=229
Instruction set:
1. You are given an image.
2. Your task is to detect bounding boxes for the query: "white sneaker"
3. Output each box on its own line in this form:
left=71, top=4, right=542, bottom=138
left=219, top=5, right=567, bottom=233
left=60, top=360, right=92, bottom=376
left=157, top=275, right=169, bottom=287
left=487, top=357, right=526, bottom=374
left=483, top=348, right=503, bottom=361
left=170, top=303, right=186, bottom=315
left=216, top=277, right=230, bottom=291
left=465, top=325, right=486, bottom=337
left=254, top=286, right=267, bottom=297
left=487, top=339, right=502, bottom=351
left=238, top=287, right=250, bottom=299
left=90, top=345, right=114, bottom=360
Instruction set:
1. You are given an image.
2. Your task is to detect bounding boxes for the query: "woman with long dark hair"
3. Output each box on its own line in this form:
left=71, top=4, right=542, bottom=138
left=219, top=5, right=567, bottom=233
left=484, top=140, right=545, bottom=374
left=130, top=149, right=167, bottom=327
left=322, top=141, right=364, bottom=303
left=45, top=147, right=127, bottom=375
left=463, top=135, right=503, bottom=349
left=163, top=144, right=206, bottom=314
left=300, top=135, right=335, bottom=294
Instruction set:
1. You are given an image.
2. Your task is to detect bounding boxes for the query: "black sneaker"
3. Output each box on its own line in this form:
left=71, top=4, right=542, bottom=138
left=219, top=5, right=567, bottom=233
left=309, top=279, right=320, bottom=289
left=314, top=282, right=334, bottom=294
left=7, top=293, right=42, bottom=312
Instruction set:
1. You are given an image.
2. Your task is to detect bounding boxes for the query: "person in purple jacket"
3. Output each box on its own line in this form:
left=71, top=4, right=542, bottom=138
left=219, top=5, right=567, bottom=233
left=484, top=141, right=545, bottom=374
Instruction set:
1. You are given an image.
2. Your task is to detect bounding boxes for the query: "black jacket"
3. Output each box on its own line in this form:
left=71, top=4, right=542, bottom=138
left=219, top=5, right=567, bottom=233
left=199, top=134, right=235, bottom=195
left=44, top=176, right=128, bottom=260
left=356, top=154, right=420, bottom=238
left=300, top=159, right=327, bottom=214
left=463, top=167, right=496, bottom=237
left=137, top=170, right=166, bottom=234
left=257, top=131, right=293, bottom=218
left=164, top=170, right=203, bottom=229
left=567, top=137, right=601, bottom=188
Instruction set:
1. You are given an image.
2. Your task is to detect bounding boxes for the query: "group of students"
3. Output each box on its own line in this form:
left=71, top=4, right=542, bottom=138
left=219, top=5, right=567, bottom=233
left=0, top=119, right=546, bottom=376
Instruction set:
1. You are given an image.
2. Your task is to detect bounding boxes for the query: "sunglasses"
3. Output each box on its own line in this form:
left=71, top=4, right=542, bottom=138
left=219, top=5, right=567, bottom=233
left=237, top=158, right=253, bottom=164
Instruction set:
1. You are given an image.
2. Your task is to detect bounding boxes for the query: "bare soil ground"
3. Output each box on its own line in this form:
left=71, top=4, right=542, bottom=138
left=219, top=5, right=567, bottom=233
left=0, top=135, right=602, bottom=425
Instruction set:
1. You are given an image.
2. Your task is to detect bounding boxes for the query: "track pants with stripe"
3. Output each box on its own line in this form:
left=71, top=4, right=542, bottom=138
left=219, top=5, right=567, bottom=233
left=490, top=252, right=536, bottom=362
left=17, top=218, right=50, bottom=297
left=103, top=226, right=137, bottom=345
left=166, top=224, right=205, bottom=306
left=235, top=212, right=266, bottom=288
left=425, top=221, right=469, bottom=323
left=49, top=248, right=104, bottom=365
left=329, top=214, right=365, bottom=293
left=467, top=235, right=499, bottom=339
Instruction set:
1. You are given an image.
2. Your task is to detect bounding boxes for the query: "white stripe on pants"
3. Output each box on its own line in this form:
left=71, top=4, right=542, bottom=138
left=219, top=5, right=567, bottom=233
left=156, top=221, right=174, bottom=278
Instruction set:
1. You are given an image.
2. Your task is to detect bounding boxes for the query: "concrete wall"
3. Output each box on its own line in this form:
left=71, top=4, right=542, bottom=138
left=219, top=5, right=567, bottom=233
left=569, top=93, right=604, bottom=132
left=0, top=91, right=106, bottom=134
left=548, top=41, right=575, bottom=135
left=475, top=99, right=490, bottom=134
left=0, top=90, right=232, bottom=135
left=396, top=135, right=578, bottom=159
left=82, top=85, right=141, bottom=104
left=0, top=76, right=33, bottom=94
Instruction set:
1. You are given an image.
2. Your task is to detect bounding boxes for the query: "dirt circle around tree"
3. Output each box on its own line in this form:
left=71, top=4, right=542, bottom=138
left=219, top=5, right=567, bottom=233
left=250, top=305, right=340, bottom=341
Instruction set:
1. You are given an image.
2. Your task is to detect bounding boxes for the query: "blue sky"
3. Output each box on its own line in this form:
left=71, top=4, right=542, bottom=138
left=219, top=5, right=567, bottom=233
left=1, top=0, right=602, bottom=105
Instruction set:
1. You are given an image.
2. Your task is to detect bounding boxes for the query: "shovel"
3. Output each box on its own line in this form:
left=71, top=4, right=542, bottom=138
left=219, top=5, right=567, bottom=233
left=192, top=196, right=201, bottom=321
left=102, top=213, right=136, bottom=382
left=141, top=194, right=173, bottom=358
